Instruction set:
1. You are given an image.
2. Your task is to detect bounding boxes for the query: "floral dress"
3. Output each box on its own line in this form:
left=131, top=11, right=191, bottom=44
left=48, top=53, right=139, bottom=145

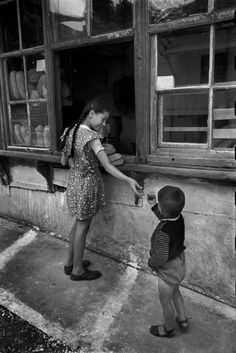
left=62, top=125, right=106, bottom=220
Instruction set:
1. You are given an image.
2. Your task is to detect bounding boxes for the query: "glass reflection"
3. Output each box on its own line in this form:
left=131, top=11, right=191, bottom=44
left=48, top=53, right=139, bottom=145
left=149, top=0, right=207, bottom=24
left=20, top=0, right=43, bottom=48
left=92, top=0, right=133, bottom=35
left=161, top=92, right=208, bottom=144
left=213, top=89, right=236, bottom=149
left=49, top=0, right=88, bottom=42
left=158, top=27, right=209, bottom=87
left=214, top=22, right=236, bottom=83
left=214, top=0, right=236, bottom=10
left=0, top=1, right=19, bottom=52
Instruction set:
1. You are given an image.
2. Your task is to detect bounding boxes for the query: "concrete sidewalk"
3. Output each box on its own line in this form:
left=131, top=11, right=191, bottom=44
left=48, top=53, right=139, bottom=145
left=0, top=216, right=235, bottom=353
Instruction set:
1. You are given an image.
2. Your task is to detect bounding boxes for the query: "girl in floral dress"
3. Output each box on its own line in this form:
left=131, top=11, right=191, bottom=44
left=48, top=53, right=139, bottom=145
left=60, top=98, right=143, bottom=281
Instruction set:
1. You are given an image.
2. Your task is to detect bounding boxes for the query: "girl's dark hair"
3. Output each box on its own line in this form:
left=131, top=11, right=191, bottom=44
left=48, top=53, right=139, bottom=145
left=60, top=98, right=108, bottom=157
left=158, top=185, right=185, bottom=218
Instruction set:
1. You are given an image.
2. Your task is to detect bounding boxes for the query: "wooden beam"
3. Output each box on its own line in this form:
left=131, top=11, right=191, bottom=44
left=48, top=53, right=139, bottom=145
left=134, top=0, right=149, bottom=163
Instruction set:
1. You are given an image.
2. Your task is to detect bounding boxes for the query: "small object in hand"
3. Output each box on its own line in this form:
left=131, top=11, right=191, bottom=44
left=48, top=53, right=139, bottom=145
left=147, top=193, right=156, bottom=202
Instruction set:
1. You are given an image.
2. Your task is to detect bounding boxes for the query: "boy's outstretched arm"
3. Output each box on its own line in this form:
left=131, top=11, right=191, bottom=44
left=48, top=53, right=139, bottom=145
left=148, top=229, right=169, bottom=270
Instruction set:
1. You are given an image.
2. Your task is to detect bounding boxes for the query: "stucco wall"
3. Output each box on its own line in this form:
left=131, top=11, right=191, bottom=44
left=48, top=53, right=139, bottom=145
left=0, top=164, right=235, bottom=307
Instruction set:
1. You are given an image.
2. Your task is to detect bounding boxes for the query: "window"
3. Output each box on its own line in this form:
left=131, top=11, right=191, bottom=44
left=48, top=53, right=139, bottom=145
left=152, top=21, right=236, bottom=153
left=6, top=53, right=49, bottom=148
left=0, top=0, right=50, bottom=150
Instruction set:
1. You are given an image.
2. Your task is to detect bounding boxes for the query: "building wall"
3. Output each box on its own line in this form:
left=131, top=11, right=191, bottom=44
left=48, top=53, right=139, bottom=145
left=0, top=163, right=235, bottom=307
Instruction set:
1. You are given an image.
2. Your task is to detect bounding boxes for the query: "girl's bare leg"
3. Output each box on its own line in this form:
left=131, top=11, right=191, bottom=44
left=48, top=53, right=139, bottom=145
left=65, top=220, right=79, bottom=267
left=158, top=278, right=175, bottom=332
left=172, top=285, right=188, bottom=324
left=71, top=218, right=92, bottom=275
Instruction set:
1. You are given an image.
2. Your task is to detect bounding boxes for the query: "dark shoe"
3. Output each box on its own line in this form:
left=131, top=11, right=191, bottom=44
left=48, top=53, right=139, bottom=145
left=150, top=325, right=176, bottom=338
left=176, top=317, right=189, bottom=332
left=64, top=260, right=91, bottom=275
left=70, top=268, right=102, bottom=281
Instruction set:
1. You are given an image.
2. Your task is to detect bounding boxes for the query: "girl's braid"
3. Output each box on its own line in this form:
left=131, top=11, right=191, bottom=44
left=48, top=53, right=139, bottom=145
left=70, top=110, right=88, bottom=157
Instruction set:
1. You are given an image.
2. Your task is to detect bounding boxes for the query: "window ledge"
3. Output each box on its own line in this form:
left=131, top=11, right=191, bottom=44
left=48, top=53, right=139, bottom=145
left=119, top=163, right=236, bottom=183
left=0, top=150, right=235, bottom=183
left=0, top=150, right=61, bottom=163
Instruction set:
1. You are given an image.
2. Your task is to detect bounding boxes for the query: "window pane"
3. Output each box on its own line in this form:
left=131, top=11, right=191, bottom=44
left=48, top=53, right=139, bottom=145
left=20, top=0, right=43, bottom=48
left=92, top=0, right=133, bottom=35
left=149, top=0, right=207, bottom=24
left=11, top=104, right=29, bottom=145
left=158, top=27, right=209, bottom=87
left=7, top=58, right=25, bottom=101
left=214, top=0, right=236, bottom=10
left=26, top=54, right=47, bottom=100
left=49, top=0, right=88, bottom=42
left=0, top=1, right=19, bottom=52
left=26, top=55, right=50, bottom=148
left=214, top=22, right=236, bottom=83
left=213, top=89, right=236, bottom=149
left=160, top=92, right=208, bottom=143
left=29, top=102, right=50, bottom=147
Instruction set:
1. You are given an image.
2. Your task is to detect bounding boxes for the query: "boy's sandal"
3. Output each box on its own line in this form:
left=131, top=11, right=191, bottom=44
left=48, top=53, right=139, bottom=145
left=150, top=325, right=176, bottom=338
left=176, top=317, right=189, bottom=331
left=64, top=260, right=91, bottom=275
left=70, top=268, right=102, bottom=281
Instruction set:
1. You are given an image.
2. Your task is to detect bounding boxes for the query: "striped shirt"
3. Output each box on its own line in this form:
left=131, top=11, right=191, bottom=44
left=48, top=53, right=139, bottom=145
left=148, top=203, right=184, bottom=270
left=148, top=222, right=170, bottom=269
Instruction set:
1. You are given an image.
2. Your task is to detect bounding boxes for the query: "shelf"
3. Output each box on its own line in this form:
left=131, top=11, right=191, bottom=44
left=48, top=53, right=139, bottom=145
left=163, top=127, right=207, bottom=132
left=213, top=108, right=235, bottom=120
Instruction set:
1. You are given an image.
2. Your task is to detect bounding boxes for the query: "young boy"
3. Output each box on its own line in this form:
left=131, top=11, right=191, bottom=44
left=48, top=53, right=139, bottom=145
left=147, top=185, right=188, bottom=338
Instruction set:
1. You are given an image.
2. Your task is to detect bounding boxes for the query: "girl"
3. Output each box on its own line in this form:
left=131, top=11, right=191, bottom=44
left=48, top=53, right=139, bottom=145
left=60, top=98, right=143, bottom=281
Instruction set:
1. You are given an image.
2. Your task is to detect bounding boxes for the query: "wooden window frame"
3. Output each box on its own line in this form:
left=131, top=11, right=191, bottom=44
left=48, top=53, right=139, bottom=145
left=146, top=2, right=236, bottom=169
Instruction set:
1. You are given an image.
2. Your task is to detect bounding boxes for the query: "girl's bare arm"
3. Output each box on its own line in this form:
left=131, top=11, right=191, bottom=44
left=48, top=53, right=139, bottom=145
left=96, top=150, right=143, bottom=196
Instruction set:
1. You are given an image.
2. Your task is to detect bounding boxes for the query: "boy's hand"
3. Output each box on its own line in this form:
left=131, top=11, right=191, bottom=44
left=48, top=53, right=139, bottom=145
left=147, top=192, right=157, bottom=206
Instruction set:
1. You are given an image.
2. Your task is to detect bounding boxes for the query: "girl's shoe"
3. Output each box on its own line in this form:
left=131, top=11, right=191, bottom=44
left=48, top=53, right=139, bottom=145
left=176, top=317, right=189, bottom=332
left=149, top=325, right=176, bottom=338
left=64, top=260, right=91, bottom=275
left=70, top=268, right=102, bottom=281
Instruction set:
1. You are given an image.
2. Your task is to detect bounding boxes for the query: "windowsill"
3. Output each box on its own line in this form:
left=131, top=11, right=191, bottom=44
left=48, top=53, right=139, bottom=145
left=0, top=149, right=235, bottom=183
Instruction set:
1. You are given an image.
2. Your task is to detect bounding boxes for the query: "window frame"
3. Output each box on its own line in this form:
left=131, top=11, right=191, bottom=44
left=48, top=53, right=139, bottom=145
left=147, top=1, right=236, bottom=169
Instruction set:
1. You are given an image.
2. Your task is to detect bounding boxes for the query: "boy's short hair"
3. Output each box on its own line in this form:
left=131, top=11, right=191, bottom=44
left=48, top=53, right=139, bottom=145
left=158, top=185, right=185, bottom=218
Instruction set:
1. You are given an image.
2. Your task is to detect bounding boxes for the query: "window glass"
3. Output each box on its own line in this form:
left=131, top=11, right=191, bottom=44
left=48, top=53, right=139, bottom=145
left=0, top=1, right=19, bottom=52
left=158, top=27, right=209, bottom=87
left=20, top=0, right=43, bottom=48
left=149, top=0, right=207, bottom=24
left=29, top=102, right=49, bottom=147
left=91, top=0, right=133, bottom=35
left=49, top=0, right=88, bottom=42
left=213, top=89, right=236, bottom=149
left=11, top=104, right=29, bottom=145
left=6, top=54, right=50, bottom=148
left=26, top=54, right=47, bottom=100
left=26, top=54, right=50, bottom=148
left=160, top=92, right=208, bottom=144
left=214, top=22, right=236, bottom=83
left=214, top=0, right=236, bottom=10
left=7, top=57, right=25, bottom=101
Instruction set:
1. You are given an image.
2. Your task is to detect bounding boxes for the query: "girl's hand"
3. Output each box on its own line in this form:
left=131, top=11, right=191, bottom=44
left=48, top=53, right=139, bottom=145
left=128, top=178, right=144, bottom=196
left=68, top=157, right=75, bottom=168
